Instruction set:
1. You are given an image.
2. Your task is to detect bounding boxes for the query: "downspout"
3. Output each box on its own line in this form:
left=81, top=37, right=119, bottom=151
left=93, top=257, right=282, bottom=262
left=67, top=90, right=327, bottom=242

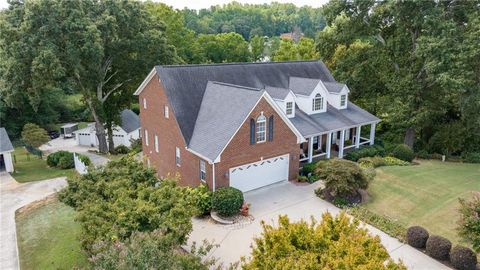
left=212, top=162, right=216, bottom=192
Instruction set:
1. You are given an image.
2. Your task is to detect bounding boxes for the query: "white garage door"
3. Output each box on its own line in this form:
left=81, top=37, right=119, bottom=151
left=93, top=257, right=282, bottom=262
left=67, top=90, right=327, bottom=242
left=229, top=154, right=289, bottom=192
left=77, top=133, right=91, bottom=146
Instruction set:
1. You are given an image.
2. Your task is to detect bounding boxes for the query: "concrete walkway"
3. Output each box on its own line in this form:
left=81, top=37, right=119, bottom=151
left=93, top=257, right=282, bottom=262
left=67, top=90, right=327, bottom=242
left=0, top=173, right=67, bottom=270
left=188, top=181, right=450, bottom=270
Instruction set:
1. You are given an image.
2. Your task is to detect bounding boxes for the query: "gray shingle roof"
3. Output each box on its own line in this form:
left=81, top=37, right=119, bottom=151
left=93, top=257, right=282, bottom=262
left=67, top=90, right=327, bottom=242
left=188, top=81, right=264, bottom=161
left=0, top=128, right=14, bottom=152
left=120, top=109, right=140, bottom=133
left=289, top=77, right=321, bottom=96
left=264, top=86, right=290, bottom=100
left=290, top=102, right=380, bottom=137
left=323, top=81, right=346, bottom=93
left=155, top=60, right=335, bottom=144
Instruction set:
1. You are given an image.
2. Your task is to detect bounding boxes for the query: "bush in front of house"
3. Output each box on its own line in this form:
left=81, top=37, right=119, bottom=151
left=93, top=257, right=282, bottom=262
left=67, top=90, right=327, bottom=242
left=462, top=152, right=480, bottom=163
left=301, top=162, right=317, bottom=176
left=458, top=193, right=480, bottom=251
left=184, top=184, right=213, bottom=216
left=406, top=226, right=429, bottom=248
left=391, top=144, right=415, bottom=162
left=212, top=187, right=244, bottom=217
left=316, top=159, right=369, bottom=198
left=47, top=151, right=74, bottom=169
left=358, top=156, right=386, bottom=168
left=345, top=145, right=386, bottom=162
left=450, top=246, right=478, bottom=270
left=383, top=156, right=410, bottom=166
left=297, top=175, right=308, bottom=182
left=114, top=145, right=130, bottom=154
left=425, top=235, right=452, bottom=261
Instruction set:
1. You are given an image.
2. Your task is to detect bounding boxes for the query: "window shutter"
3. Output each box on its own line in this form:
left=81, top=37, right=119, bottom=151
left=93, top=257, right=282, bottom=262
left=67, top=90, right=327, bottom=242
left=199, top=160, right=202, bottom=180
left=250, top=119, right=255, bottom=144
left=268, top=115, right=274, bottom=141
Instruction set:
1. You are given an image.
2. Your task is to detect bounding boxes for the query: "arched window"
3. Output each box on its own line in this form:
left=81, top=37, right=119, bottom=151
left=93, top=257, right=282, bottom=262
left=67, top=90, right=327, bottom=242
left=312, top=93, right=323, bottom=111
left=256, top=114, right=266, bottom=143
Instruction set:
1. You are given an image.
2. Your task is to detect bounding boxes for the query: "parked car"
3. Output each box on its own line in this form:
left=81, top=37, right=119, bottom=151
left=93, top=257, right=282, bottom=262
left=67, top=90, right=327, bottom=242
left=48, top=131, right=60, bottom=139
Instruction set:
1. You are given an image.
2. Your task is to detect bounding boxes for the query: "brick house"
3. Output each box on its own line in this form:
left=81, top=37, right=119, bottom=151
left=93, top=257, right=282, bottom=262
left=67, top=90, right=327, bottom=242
left=134, top=61, right=379, bottom=192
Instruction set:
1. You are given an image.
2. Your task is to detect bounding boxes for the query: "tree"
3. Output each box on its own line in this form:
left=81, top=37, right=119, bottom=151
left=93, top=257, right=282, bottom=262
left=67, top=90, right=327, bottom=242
left=272, top=38, right=318, bottom=61
left=59, top=155, right=194, bottom=253
left=250, top=35, right=265, bottom=61
left=196, top=32, right=251, bottom=63
left=316, top=159, right=369, bottom=197
left=21, top=123, right=50, bottom=148
left=458, top=193, right=480, bottom=252
left=242, top=212, right=406, bottom=269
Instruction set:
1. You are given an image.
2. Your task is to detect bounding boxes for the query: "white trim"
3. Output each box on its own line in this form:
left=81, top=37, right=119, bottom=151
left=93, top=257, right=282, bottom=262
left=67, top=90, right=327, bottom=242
left=213, top=92, right=305, bottom=163
left=185, top=147, right=214, bottom=164
left=134, top=68, right=157, bottom=95
left=302, top=120, right=381, bottom=138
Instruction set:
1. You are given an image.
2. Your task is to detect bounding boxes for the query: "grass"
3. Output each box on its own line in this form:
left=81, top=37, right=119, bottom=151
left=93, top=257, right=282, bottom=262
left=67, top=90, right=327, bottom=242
left=16, top=197, right=89, bottom=270
left=10, top=147, right=77, bottom=183
left=364, top=160, right=480, bottom=246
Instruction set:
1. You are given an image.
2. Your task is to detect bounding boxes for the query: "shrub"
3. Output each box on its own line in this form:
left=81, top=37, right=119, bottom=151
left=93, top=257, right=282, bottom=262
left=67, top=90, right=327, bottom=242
left=114, top=145, right=130, bottom=154
left=242, top=212, right=406, bottom=269
left=348, top=207, right=407, bottom=242
left=21, top=123, right=50, bottom=147
left=47, top=151, right=73, bottom=169
left=211, top=187, right=244, bottom=217
left=458, top=193, right=480, bottom=251
left=297, top=175, right=308, bottom=182
left=426, top=235, right=452, bottom=260
left=406, top=226, right=429, bottom=248
left=450, top=246, right=477, bottom=270
left=462, top=152, right=480, bottom=163
left=358, top=156, right=386, bottom=168
left=316, top=159, right=369, bottom=197
left=301, top=162, right=317, bottom=176
left=77, top=154, right=91, bottom=166
left=345, top=145, right=386, bottom=162
left=383, top=156, right=410, bottom=166
left=129, top=138, right=142, bottom=153
left=416, top=150, right=431, bottom=159
left=184, top=184, right=213, bottom=216
left=391, top=144, right=415, bottom=162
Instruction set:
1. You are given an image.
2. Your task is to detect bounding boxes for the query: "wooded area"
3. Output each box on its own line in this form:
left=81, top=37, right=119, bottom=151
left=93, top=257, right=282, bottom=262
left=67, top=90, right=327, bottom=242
left=0, top=0, right=478, bottom=156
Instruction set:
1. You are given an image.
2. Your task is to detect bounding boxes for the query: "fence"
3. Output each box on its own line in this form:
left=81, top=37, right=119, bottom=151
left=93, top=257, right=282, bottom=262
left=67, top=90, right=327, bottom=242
left=73, top=153, right=88, bottom=175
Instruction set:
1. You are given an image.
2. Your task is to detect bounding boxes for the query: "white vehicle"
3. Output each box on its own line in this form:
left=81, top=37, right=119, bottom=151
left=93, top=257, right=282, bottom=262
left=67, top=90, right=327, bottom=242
left=60, top=123, right=78, bottom=139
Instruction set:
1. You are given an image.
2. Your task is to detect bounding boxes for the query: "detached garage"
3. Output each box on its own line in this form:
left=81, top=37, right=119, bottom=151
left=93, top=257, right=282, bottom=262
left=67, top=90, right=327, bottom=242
left=0, top=128, right=14, bottom=173
left=229, top=154, right=289, bottom=192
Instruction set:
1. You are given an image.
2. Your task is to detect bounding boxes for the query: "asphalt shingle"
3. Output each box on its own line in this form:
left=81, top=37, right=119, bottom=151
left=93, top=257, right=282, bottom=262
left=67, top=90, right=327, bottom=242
left=0, top=128, right=14, bottom=153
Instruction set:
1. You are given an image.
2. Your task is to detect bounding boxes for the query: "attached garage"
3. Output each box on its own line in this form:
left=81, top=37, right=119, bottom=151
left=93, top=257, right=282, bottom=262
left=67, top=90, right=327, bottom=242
left=229, top=154, right=289, bottom=192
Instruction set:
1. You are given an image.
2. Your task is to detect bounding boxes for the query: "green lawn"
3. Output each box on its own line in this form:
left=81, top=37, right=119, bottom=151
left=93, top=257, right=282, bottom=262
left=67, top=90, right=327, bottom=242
left=365, top=160, right=480, bottom=246
left=10, top=147, right=77, bottom=183
left=16, top=198, right=89, bottom=270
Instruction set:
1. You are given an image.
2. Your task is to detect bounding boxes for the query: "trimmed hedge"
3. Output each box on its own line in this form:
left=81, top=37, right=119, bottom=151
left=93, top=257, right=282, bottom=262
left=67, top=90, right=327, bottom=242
left=426, top=235, right=452, bottom=261
left=383, top=156, right=410, bottom=166
left=212, top=187, right=244, bottom=217
left=391, top=144, right=415, bottom=162
left=450, top=246, right=477, bottom=270
left=406, top=226, right=429, bottom=248
left=345, top=145, right=386, bottom=162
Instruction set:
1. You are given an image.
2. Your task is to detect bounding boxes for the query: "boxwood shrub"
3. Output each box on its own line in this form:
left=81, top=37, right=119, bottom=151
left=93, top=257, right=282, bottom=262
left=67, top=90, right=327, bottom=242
left=212, top=187, right=244, bottom=217
left=426, top=235, right=452, bottom=261
left=406, top=226, right=429, bottom=248
left=345, top=145, right=386, bottom=162
left=450, top=245, right=477, bottom=270
left=391, top=144, right=415, bottom=162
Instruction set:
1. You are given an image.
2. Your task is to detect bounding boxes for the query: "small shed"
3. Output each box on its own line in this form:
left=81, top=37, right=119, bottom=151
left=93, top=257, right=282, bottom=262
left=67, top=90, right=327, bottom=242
left=0, top=128, right=14, bottom=173
left=60, top=123, right=78, bottom=138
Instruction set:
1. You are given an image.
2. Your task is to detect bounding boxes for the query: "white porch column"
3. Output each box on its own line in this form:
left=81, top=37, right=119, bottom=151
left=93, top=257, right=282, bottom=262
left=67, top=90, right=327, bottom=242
left=326, top=132, right=332, bottom=159
left=308, top=137, right=314, bottom=163
left=318, top=135, right=322, bottom=151
left=339, top=129, right=345, bottom=158
left=369, top=123, right=376, bottom=145
left=355, top=125, right=361, bottom=149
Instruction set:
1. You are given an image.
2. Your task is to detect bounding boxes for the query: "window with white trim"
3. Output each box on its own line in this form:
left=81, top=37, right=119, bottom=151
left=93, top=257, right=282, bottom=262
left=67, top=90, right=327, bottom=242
left=175, top=147, right=181, bottom=166
left=286, top=102, right=293, bottom=115
left=164, top=105, right=169, bottom=118
left=256, top=114, right=266, bottom=143
left=312, top=93, right=323, bottom=111
left=143, top=98, right=147, bottom=109
left=199, top=160, right=206, bottom=182
left=154, top=135, right=159, bottom=152
left=340, top=95, right=347, bottom=107
left=144, top=129, right=149, bottom=146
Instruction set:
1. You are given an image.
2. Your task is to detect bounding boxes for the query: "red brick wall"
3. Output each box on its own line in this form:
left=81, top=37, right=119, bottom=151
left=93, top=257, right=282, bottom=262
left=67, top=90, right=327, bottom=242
left=138, top=74, right=213, bottom=188
left=215, top=97, right=300, bottom=188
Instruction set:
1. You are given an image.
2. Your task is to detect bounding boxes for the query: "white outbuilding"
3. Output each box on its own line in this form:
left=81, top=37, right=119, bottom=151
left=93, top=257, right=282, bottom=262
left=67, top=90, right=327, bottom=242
left=0, top=127, right=14, bottom=173
left=74, top=109, right=140, bottom=148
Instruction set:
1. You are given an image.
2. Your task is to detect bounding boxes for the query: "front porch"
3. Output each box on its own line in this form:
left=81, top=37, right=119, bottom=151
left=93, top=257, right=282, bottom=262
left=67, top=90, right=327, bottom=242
left=299, top=123, right=376, bottom=163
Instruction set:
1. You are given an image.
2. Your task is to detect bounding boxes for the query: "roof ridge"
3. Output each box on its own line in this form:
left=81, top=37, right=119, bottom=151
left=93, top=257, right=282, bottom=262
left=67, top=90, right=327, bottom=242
left=209, top=81, right=262, bottom=92
left=157, top=60, right=321, bottom=69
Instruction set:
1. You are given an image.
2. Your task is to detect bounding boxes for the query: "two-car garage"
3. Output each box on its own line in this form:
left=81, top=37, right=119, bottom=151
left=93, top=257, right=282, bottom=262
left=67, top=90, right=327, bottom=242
left=229, top=154, right=289, bottom=192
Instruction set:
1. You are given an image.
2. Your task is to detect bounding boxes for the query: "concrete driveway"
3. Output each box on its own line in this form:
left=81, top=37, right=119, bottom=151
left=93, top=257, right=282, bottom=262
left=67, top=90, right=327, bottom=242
left=0, top=173, right=67, bottom=270
left=188, top=181, right=450, bottom=270
left=40, top=138, right=109, bottom=167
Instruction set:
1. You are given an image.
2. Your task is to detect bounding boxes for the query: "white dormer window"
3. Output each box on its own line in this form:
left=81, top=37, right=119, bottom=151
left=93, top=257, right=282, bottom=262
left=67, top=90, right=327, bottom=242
left=164, top=105, right=169, bottom=118
left=256, top=114, right=266, bottom=143
left=286, top=102, right=293, bottom=115
left=340, top=95, right=347, bottom=107
left=143, top=98, right=147, bottom=109
left=312, top=94, right=323, bottom=111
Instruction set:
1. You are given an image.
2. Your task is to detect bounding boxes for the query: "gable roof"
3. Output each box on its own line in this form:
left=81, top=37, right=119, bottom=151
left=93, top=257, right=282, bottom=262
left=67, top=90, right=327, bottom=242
left=289, top=77, right=321, bottom=96
left=153, top=61, right=335, bottom=144
left=120, top=109, right=140, bottom=133
left=264, top=86, right=291, bottom=100
left=188, top=81, right=264, bottom=161
left=0, top=128, right=14, bottom=153
left=323, top=81, right=346, bottom=93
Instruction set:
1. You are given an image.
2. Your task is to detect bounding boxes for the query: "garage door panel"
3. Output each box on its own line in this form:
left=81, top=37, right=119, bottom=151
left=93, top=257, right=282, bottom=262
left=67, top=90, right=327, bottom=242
left=229, top=154, right=289, bottom=192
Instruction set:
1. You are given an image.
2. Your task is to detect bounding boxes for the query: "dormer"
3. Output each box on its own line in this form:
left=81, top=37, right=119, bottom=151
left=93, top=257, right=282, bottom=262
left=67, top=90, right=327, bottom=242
left=289, top=77, right=328, bottom=115
left=323, top=82, right=349, bottom=110
left=264, top=86, right=296, bottom=118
